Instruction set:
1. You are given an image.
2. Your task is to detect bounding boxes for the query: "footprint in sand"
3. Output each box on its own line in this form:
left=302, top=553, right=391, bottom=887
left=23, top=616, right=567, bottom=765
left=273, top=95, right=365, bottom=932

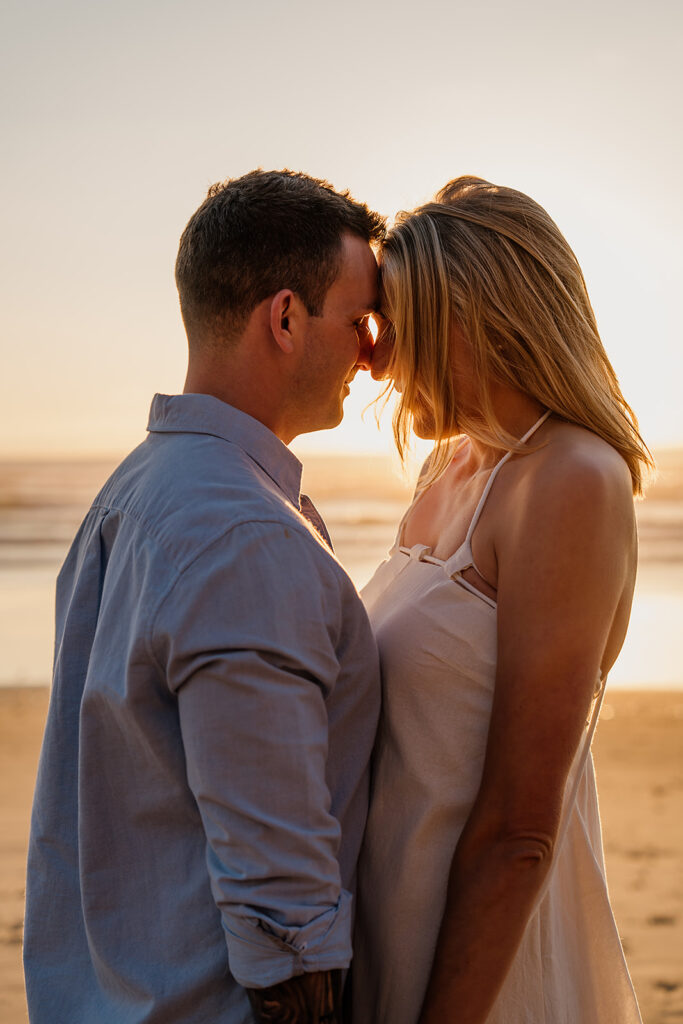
left=0, top=920, right=23, bottom=946
left=654, top=980, right=680, bottom=993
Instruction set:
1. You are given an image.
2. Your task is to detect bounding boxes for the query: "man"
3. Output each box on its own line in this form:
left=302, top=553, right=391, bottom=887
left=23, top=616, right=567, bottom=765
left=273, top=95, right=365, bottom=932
left=24, top=170, right=385, bottom=1023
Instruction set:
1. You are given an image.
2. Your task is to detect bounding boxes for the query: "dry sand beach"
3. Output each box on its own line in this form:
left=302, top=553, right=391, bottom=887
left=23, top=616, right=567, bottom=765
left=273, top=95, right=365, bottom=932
left=1, top=687, right=681, bottom=1023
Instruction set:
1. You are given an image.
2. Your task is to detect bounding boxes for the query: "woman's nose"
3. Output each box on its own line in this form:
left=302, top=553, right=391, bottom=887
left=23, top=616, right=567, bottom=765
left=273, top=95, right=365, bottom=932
left=355, top=324, right=375, bottom=371
left=370, top=334, right=393, bottom=381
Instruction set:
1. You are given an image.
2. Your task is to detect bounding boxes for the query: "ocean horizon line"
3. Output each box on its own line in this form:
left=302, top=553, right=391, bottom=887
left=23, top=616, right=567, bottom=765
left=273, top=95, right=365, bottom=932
left=2, top=443, right=683, bottom=461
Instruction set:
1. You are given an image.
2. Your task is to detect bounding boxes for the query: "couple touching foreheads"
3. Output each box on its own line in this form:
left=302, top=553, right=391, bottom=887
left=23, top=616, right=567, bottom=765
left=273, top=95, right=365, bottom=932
left=24, top=170, right=648, bottom=1023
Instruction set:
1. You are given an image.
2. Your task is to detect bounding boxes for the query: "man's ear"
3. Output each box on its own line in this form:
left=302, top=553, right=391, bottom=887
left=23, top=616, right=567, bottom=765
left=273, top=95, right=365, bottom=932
left=269, top=289, right=302, bottom=355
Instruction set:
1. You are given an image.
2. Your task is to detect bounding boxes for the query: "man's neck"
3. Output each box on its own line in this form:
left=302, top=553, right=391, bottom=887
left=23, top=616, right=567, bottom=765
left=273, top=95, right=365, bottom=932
left=182, top=364, right=297, bottom=445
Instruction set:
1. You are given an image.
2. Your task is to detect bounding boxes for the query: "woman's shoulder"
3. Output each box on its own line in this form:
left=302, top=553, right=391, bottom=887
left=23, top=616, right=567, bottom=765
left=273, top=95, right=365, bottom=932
left=504, top=418, right=635, bottom=534
left=524, top=418, right=631, bottom=490
left=489, top=419, right=637, bottom=593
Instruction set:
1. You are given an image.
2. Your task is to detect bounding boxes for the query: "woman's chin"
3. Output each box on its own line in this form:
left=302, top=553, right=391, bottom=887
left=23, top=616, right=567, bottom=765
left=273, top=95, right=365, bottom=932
left=412, top=409, right=460, bottom=441
left=412, top=418, right=437, bottom=440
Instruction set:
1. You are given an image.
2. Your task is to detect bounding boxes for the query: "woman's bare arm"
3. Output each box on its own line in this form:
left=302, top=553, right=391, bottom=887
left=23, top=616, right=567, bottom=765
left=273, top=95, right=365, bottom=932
left=418, top=442, right=636, bottom=1024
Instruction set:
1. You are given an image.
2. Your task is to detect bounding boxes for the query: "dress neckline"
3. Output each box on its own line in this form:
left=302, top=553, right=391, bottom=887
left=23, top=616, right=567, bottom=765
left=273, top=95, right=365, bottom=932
left=391, top=410, right=552, bottom=604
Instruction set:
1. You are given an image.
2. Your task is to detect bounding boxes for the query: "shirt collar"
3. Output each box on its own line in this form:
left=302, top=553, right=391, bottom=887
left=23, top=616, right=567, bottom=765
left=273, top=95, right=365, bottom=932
left=147, top=393, right=303, bottom=508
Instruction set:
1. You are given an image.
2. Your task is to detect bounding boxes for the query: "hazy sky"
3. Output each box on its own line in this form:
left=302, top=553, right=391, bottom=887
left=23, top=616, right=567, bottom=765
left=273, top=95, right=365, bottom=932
left=2, top=0, right=681, bottom=457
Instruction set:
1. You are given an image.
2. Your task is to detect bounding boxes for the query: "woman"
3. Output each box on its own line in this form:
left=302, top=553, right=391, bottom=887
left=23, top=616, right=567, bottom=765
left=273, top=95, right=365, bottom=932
left=352, top=177, right=650, bottom=1024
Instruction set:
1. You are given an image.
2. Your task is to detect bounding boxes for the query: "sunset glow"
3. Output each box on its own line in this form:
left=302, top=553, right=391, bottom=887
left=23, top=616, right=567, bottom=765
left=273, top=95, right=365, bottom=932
left=1, top=0, right=681, bottom=457
left=1, top=6, right=683, bottom=1022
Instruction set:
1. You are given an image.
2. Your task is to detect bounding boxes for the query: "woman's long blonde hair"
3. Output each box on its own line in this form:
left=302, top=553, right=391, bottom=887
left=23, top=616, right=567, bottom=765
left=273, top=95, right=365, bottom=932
left=380, top=176, right=653, bottom=495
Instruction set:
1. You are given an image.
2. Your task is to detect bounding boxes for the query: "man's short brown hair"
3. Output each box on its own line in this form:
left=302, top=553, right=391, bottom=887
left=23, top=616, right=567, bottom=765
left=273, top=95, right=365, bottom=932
left=175, top=169, right=385, bottom=342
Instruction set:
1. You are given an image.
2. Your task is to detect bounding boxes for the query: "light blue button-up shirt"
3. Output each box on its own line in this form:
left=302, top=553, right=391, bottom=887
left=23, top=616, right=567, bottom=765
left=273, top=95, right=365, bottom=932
left=24, top=394, right=380, bottom=1024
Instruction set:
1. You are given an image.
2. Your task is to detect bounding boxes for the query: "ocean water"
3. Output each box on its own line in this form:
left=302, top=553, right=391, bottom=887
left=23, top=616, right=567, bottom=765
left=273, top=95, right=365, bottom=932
left=1, top=452, right=682, bottom=689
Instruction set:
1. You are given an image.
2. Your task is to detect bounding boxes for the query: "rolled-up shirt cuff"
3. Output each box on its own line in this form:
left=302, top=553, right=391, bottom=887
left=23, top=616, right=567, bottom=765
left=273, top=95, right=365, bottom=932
left=224, top=889, right=353, bottom=988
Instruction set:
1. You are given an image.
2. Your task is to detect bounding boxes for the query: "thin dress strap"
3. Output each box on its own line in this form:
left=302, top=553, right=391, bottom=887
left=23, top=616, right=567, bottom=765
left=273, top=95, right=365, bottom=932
left=390, top=503, right=416, bottom=555
left=462, top=410, right=552, bottom=548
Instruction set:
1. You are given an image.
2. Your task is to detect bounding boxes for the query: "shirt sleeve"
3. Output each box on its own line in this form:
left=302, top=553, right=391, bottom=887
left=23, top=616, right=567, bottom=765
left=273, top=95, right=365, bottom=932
left=152, top=518, right=352, bottom=988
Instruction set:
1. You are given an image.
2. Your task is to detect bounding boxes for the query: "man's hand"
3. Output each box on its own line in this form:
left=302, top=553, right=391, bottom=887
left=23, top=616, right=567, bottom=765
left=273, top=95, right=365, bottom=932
left=247, top=969, right=343, bottom=1023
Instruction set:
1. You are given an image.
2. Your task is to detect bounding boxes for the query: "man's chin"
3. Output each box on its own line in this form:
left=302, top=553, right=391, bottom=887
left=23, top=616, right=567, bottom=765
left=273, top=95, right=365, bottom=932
left=296, top=406, right=345, bottom=437
left=326, top=406, right=345, bottom=430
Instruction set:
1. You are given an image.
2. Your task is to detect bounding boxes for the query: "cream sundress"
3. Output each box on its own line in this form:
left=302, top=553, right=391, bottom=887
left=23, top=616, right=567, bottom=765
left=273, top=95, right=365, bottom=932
left=352, top=413, right=642, bottom=1024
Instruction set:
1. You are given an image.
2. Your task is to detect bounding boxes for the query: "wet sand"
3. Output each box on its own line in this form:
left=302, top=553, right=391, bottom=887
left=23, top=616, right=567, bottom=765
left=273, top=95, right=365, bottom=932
left=1, top=686, right=681, bottom=1023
